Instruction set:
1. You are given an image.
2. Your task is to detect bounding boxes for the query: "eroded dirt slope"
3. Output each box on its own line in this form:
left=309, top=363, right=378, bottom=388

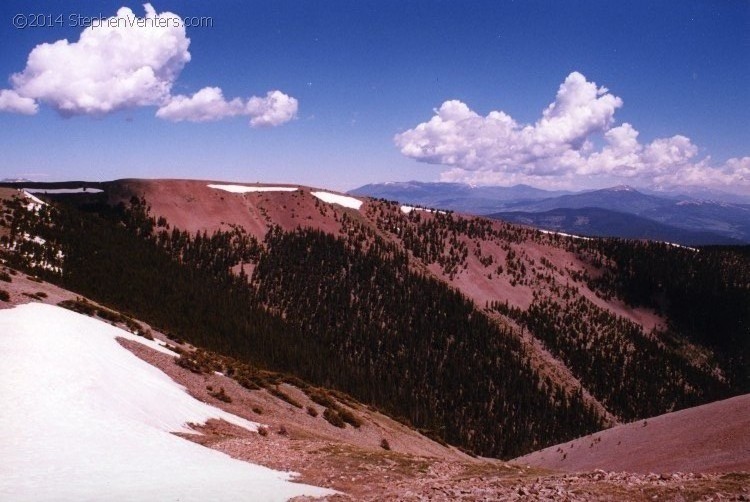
left=514, top=393, right=750, bottom=474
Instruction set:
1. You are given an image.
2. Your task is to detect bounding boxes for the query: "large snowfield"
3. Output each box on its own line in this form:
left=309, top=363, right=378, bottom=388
left=0, top=303, right=333, bottom=501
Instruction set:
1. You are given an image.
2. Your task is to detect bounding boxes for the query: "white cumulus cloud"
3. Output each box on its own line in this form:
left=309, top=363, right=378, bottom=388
left=0, top=89, right=38, bottom=115
left=246, top=90, right=299, bottom=128
left=8, top=4, right=189, bottom=116
left=156, top=87, right=244, bottom=122
left=395, top=71, right=749, bottom=192
left=0, top=3, right=297, bottom=128
left=157, top=88, right=298, bottom=127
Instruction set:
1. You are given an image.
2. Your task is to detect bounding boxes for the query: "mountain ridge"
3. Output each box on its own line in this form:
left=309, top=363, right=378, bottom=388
left=1, top=179, right=747, bottom=459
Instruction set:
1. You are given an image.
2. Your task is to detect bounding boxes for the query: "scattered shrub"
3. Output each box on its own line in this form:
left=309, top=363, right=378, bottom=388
left=138, top=329, right=154, bottom=340
left=58, top=298, right=96, bottom=316
left=337, top=407, right=362, bottom=428
left=380, top=438, right=391, bottom=451
left=268, top=386, right=303, bottom=409
left=281, top=374, right=310, bottom=390
left=252, top=407, right=263, bottom=415
left=277, top=425, right=288, bottom=436
left=175, top=354, right=209, bottom=374
left=307, top=389, right=337, bottom=408
left=306, top=406, right=318, bottom=417
left=0, top=271, right=11, bottom=282
left=0, top=289, right=9, bottom=302
left=236, top=375, right=262, bottom=390
left=208, top=386, right=232, bottom=403
left=323, top=408, right=345, bottom=428
left=257, top=426, right=269, bottom=437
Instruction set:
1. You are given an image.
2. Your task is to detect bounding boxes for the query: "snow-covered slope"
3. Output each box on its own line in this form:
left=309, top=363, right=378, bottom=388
left=0, top=303, right=333, bottom=501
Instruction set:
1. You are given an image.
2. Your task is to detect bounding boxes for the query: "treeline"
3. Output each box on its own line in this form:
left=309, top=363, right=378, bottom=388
left=492, top=295, right=729, bottom=421
left=364, top=200, right=748, bottom=400
left=252, top=226, right=603, bottom=456
left=583, top=240, right=750, bottom=391
left=1, top=195, right=300, bottom=367
left=1, top=194, right=603, bottom=458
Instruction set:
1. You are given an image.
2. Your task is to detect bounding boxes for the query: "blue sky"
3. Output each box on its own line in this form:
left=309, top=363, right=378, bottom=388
left=0, top=1, right=748, bottom=192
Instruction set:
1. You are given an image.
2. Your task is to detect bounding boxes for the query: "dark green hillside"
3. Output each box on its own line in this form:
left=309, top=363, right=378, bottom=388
left=252, top=225, right=602, bottom=456
left=493, top=295, right=729, bottom=420
left=583, top=241, right=750, bottom=391
left=0, top=194, right=603, bottom=458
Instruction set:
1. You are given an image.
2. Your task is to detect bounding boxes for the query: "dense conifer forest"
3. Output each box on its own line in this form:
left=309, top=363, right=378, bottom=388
left=491, top=295, right=730, bottom=420
left=1, top=190, right=747, bottom=458
left=583, top=241, right=750, bottom=391
left=0, top=194, right=602, bottom=458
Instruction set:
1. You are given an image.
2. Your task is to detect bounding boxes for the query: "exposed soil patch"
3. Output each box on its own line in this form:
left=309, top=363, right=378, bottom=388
left=515, top=393, right=750, bottom=474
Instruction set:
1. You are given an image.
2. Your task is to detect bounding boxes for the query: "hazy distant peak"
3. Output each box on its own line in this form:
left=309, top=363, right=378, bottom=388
left=605, top=185, right=637, bottom=192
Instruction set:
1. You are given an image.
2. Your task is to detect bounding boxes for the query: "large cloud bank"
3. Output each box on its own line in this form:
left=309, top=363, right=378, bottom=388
left=395, top=72, right=748, bottom=191
left=0, top=4, right=297, bottom=127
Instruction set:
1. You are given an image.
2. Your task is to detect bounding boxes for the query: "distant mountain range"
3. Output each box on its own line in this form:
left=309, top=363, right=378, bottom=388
left=350, top=182, right=750, bottom=245
left=349, top=181, right=572, bottom=214
left=494, top=207, right=743, bottom=246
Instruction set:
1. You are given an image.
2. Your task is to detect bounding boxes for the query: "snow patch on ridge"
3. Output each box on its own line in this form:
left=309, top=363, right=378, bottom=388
left=400, top=205, right=446, bottom=215
left=0, top=303, right=334, bottom=501
left=22, top=190, right=46, bottom=211
left=24, top=188, right=104, bottom=194
left=538, top=229, right=593, bottom=241
left=311, top=191, right=363, bottom=210
left=208, top=184, right=299, bottom=193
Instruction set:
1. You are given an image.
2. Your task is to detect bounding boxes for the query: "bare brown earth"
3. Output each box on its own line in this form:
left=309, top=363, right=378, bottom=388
left=0, top=267, right=77, bottom=309
left=515, top=393, right=750, bottom=475
left=107, top=179, right=345, bottom=237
